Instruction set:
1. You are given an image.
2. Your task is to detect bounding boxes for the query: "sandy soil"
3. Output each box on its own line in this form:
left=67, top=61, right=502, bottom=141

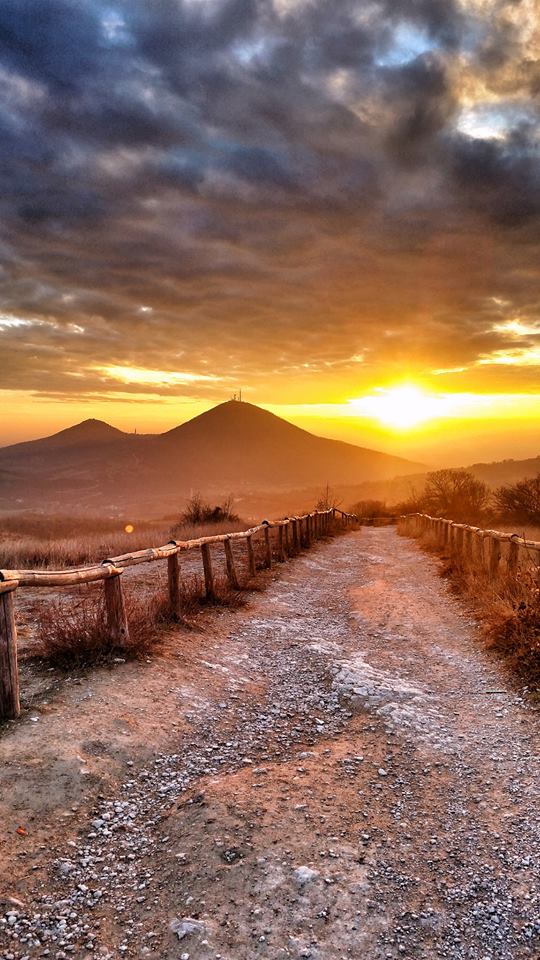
left=1, top=528, right=539, bottom=959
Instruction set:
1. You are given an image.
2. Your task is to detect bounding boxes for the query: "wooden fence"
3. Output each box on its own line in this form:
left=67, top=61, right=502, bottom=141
left=399, top=513, right=540, bottom=592
left=0, top=508, right=357, bottom=721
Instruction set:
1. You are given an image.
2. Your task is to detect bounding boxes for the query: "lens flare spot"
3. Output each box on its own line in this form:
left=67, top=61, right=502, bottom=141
left=124, top=523, right=134, bottom=534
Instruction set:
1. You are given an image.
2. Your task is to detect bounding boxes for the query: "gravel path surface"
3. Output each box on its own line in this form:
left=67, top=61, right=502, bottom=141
left=1, top=527, right=539, bottom=959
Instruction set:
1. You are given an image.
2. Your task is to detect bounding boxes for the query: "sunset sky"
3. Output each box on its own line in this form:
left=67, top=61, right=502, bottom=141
left=1, top=0, right=539, bottom=465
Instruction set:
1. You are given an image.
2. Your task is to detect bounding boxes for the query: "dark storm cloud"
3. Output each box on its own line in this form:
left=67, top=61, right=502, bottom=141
left=0, top=0, right=538, bottom=400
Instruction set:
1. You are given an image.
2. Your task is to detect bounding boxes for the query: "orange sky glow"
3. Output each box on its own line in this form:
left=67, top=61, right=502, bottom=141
left=1, top=0, right=538, bottom=465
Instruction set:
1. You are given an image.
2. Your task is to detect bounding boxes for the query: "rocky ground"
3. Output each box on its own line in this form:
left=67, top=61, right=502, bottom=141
left=1, top=528, right=539, bottom=959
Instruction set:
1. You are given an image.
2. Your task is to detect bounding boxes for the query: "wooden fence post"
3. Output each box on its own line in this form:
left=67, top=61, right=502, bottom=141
left=167, top=552, right=181, bottom=618
left=201, top=542, right=215, bottom=598
left=246, top=535, right=256, bottom=577
left=474, top=530, right=484, bottom=567
left=284, top=521, right=290, bottom=556
left=507, top=537, right=520, bottom=585
left=103, top=571, right=129, bottom=645
left=224, top=538, right=240, bottom=589
left=264, top=525, right=273, bottom=568
left=480, top=532, right=490, bottom=573
left=278, top=525, right=285, bottom=562
left=463, top=528, right=473, bottom=567
left=305, top=515, right=312, bottom=547
left=488, top=536, right=501, bottom=581
left=0, top=581, right=20, bottom=720
left=292, top=519, right=299, bottom=552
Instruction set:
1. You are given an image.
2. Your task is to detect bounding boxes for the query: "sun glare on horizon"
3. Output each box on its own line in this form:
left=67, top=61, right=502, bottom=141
left=349, top=385, right=454, bottom=430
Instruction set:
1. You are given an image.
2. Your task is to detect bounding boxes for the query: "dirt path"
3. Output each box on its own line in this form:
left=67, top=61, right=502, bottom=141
left=1, top=528, right=539, bottom=959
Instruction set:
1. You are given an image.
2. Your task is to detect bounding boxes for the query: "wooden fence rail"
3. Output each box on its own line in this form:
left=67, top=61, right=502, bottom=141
left=0, top=507, right=357, bottom=721
left=398, top=513, right=540, bottom=595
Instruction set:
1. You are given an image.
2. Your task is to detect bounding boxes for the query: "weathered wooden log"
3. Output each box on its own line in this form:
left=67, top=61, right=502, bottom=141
left=305, top=515, right=312, bottom=547
left=201, top=542, right=215, bottom=598
left=107, top=543, right=178, bottom=567
left=167, top=553, right=181, bottom=618
left=0, top=581, right=20, bottom=720
left=103, top=571, right=129, bottom=645
left=264, top=525, right=272, bottom=568
left=292, top=519, right=299, bottom=552
left=246, top=535, right=256, bottom=577
left=284, top=521, right=290, bottom=555
left=0, top=563, right=123, bottom=588
left=170, top=525, right=264, bottom=551
left=224, top=538, right=240, bottom=589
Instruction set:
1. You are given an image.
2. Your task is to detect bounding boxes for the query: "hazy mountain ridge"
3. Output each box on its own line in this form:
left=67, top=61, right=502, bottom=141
left=0, top=401, right=423, bottom=515
left=2, top=402, right=537, bottom=517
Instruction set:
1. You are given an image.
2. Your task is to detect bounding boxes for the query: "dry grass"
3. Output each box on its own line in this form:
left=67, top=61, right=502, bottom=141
left=402, top=526, right=540, bottom=689
left=22, top=511, right=345, bottom=671
left=0, top=515, right=248, bottom=569
left=33, top=570, right=248, bottom=669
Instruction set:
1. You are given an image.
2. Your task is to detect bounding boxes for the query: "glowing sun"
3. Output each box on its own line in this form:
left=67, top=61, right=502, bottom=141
left=349, top=385, right=452, bottom=430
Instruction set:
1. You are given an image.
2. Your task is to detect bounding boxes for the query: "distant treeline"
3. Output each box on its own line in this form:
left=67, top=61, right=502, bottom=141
left=351, top=469, right=540, bottom=526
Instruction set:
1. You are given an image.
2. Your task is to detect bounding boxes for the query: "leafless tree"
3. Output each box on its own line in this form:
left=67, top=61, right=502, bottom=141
left=423, top=469, right=490, bottom=522
left=494, top=474, right=540, bottom=524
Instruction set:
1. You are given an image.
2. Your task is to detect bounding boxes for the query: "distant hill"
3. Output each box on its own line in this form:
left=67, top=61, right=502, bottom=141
left=0, top=401, right=424, bottom=515
left=467, top=456, right=540, bottom=488
left=339, top=455, right=540, bottom=510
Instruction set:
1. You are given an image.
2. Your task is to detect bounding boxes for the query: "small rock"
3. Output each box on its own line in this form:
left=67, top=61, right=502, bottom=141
left=294, top=866, right=320, bottom=886
left=169, top=918, right=205, bottom=941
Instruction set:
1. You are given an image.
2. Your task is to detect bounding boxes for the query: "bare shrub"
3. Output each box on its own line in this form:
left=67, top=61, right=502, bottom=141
left=174, top=494, right=240, bottom=530
left=315, top=484, right=341, bottom=511
left=494, top=474, right=540, bottom=525
left=423, top=469, right=490, bottom=523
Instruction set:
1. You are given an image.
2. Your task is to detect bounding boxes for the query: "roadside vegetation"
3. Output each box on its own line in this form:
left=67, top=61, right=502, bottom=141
left=35, top=575, right=248, bottom=669
left=354, top=468, right=540, bottom=533
left=0, top=496, right=246, bottom=569
left=416, top=529, right=540, bottom=690
left=172, top=493, right=240, bottom=529
left=17, top=492, right=350, bottom=671
left=392, top=470, right=540, bottom=689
